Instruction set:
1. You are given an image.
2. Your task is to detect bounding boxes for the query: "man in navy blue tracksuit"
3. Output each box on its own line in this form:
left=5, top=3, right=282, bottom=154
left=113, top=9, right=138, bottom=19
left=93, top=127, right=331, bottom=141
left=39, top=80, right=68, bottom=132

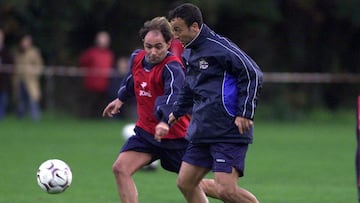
left=167, top=3, right=263, bottom=203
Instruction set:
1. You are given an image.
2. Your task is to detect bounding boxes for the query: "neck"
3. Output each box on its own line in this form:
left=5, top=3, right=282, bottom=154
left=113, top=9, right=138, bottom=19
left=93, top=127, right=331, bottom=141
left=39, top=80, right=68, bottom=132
left=184, top=24, right=203, bottom=48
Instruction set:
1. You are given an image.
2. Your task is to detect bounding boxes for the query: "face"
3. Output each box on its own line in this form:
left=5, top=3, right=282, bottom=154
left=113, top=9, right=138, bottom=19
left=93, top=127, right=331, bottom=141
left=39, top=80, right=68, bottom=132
left=96, top=32, right=110, bottom=48
left=116, top=57, right=129, bottom=75
left=170, top=17, right=199, bottom=46
left=143, top=30, right=170, bottom=64
left=21, top=35, right=32, bottom=50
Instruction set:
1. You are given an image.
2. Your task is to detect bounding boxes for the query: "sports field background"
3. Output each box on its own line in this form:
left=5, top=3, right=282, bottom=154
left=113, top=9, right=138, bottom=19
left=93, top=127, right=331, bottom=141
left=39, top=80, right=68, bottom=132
left=0, top=110, right=356, bottom=203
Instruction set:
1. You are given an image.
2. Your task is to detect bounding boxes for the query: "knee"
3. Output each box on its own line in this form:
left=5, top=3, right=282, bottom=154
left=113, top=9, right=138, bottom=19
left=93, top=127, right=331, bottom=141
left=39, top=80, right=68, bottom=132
left=176, top=176, right=194, bottom=192
left=176, top=176, right=186, bottom=191
left=216, top=185, right=259, bottom=203
left=216, top=185, right=236, bottom=201
left=199, top=179, right=218, bottom=198
left=112, top=162, right=120, bottom=175
left=199, top=179, right=214, bottom=193
left=112, top=161, right=127, bottom=177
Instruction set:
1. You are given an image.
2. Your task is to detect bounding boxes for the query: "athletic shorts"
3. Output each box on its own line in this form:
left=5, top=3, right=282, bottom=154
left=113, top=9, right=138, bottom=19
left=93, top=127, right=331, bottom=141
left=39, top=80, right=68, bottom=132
left=182, top=142, right=249, bottom=177
left=120, top=134, right=186, bottom=173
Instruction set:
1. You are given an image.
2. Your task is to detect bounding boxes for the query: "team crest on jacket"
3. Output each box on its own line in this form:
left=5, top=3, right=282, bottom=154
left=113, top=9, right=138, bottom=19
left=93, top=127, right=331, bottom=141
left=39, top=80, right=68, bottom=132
left=139, top=82, right=152, bottom=97
left=199, top=58, right=209, bottom=70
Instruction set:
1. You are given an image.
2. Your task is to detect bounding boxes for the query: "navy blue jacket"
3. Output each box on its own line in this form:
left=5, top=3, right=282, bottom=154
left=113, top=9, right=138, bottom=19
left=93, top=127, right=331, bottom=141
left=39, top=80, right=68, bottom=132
left=173, top=24, right=263, bottom=144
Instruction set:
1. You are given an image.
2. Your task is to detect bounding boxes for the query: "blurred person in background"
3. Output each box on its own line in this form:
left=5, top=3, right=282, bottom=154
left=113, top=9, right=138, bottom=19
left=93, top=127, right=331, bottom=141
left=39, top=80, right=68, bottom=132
left=0, top=28, right=13, bottom=120
left=107, top=56, right=130, bottom=103
left=107, top=56, right=137, bottom=120
left=79, top=31, right=114, bottom=118
left=12, top=34, right=44, bottom=121
left=169, top=38, right=183, bottom=60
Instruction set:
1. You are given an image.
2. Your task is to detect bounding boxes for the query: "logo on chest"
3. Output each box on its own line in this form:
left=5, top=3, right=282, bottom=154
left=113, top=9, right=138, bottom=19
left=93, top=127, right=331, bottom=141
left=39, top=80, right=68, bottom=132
left=139, top=82, right=152, bottom=97
left=199, top=58, right=209, bottom=70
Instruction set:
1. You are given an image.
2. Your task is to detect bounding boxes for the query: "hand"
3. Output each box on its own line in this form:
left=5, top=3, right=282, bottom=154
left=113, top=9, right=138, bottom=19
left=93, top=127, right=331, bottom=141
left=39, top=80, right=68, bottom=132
left=234, top=116, right=253, bottom=134
left=102, top=99, right=123, bottom=117
left=154, top=122, right=169, bottom=142
left=168, top=112, right=178, bottom=125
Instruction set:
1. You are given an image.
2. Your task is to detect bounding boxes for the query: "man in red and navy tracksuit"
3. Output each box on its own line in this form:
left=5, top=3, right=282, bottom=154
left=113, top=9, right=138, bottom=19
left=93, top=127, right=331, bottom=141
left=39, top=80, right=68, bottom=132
left=102, top=16, right=190, bottom=202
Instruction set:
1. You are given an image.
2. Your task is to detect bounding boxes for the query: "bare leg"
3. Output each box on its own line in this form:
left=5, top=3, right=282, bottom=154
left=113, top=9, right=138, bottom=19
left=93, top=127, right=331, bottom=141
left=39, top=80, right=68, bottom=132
left=199, top=178, right=219, bottom=199
left=208, top=168, right=258, bottom=203
left=177, top=162, right=210, bottom=203
left=112, top=151, right=152, bottom=203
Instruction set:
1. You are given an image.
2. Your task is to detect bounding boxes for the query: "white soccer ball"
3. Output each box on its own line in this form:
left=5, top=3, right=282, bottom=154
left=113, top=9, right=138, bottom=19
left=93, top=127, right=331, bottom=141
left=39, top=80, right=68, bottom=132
left=36, top=159, right=72, bottom=194
left=122, top=123, right=135, bottom=140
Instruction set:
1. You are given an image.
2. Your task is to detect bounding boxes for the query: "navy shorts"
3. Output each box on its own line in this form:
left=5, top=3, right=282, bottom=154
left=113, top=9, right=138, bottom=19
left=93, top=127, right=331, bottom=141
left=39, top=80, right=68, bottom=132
left=182, top=142, right=249, bottom=177
left=120, top=135, right=186, bottom=173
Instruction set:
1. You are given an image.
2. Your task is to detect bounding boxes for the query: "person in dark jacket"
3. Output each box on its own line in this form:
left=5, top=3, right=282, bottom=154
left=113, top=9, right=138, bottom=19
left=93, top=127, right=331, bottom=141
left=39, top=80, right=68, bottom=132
left=0, top=29, right=12, bottom=120
left=166, top=3, right=263, bottom=203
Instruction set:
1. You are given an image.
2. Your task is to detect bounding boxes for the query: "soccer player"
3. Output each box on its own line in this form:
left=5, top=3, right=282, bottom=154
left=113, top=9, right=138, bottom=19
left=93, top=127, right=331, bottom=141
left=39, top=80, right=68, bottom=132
left=102, top=16, right=190, bottom=203
left=166, top=3, right=263, bottom=203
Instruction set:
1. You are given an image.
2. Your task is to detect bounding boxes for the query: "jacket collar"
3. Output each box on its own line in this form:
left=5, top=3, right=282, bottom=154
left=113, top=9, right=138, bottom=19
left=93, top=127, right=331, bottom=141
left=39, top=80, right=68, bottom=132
left=185, top=24, right=211, bottom=49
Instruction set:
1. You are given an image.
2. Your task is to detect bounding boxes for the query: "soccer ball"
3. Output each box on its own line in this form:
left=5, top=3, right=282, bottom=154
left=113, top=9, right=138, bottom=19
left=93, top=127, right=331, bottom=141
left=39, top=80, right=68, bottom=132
left=36, top=159, right=72, bottom=194
left=122, top=123, right=135, bottom=140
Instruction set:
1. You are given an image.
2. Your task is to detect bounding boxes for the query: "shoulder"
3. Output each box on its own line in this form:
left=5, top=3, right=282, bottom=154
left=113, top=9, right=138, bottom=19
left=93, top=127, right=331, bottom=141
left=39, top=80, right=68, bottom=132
left=163, top=60, right=185, bottom=79
left=130, top=49, right=143, bottom=60
left=30, top=46, right=41, bottom=54
left=164, top=54, right=183, bottom=69
left=27, top=47, right=42, bottom=58
left=104, top=48, right=115, bottom=56
left=80, top=47, right=94, bottom=57
left=165, top=60, right=183, bottom=71
left=128, top=49, right=144, bottom=69
left=130, top=49, right=144, bottom=62
left=202, top=26, right=239, bottom=51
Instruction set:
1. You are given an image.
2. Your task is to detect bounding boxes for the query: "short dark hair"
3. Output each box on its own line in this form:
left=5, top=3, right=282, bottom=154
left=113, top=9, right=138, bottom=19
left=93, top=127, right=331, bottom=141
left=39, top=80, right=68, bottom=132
left=139, top=16, right=173, bottom=43
left=168, top=3, right=203, bottom=27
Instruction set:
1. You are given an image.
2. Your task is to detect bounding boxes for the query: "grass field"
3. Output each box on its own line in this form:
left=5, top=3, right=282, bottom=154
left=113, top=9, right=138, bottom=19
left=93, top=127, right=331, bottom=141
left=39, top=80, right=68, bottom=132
left=0, top=110, right=357, bottom=203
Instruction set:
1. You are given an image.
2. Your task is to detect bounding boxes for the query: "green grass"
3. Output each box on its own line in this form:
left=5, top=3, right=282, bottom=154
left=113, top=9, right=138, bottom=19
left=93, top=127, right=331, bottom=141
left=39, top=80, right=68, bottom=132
left=0, top=111, right=357, bottom=203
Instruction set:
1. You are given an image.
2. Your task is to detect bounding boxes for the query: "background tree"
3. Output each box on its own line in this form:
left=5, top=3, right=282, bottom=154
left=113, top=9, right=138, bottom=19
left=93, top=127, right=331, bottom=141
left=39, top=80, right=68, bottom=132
left=1, top=0, right=359, bottom=118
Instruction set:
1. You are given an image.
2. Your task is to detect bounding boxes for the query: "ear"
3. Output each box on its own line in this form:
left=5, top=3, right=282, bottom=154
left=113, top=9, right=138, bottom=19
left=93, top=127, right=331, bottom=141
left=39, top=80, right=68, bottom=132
left=166, top=41, right=171, bottom=49
left=191, top=22, right=200, bottom=32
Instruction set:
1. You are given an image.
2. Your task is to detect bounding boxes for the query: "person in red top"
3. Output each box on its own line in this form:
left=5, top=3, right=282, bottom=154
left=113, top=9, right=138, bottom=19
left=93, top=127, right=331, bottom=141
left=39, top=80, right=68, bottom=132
left=102, top=17, right=190, bottom=202
left=79, top=31, right=114, bottom=118
left=169, top=38, right=184, bottom=59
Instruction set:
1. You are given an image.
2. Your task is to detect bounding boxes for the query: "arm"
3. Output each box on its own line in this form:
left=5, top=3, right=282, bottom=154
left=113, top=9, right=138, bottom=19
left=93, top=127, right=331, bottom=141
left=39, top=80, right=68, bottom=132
left=171, top=77, right=194, bottom=119
left=226, top=51, right=263, bottom=133
left=168, top=79, right=194, bottom=125
left=102, top=98, right=124, bottom=117
left=31, top=48, right=44, bottom=75
left=154, top=61, right=185, bottom=141
left=103, top=72, right=133, bottom=118
left=79, top=49, right=91, bottom=68
left=154, top=61, right=185, bottom=123
left=116, top=72, right=135, bottom=102
left=103, top=51, right=137, bottom=117
left=116, top=51, right=139, bottom=102
left=169, top=49, right=194, bottom=124
left=225, top=51, right=263, bottom=119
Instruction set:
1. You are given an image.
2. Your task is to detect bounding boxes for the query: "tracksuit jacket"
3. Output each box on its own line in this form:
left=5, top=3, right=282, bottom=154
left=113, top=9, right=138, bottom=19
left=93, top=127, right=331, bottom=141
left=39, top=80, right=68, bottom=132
left=173, top=24, right=263, bottom=144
